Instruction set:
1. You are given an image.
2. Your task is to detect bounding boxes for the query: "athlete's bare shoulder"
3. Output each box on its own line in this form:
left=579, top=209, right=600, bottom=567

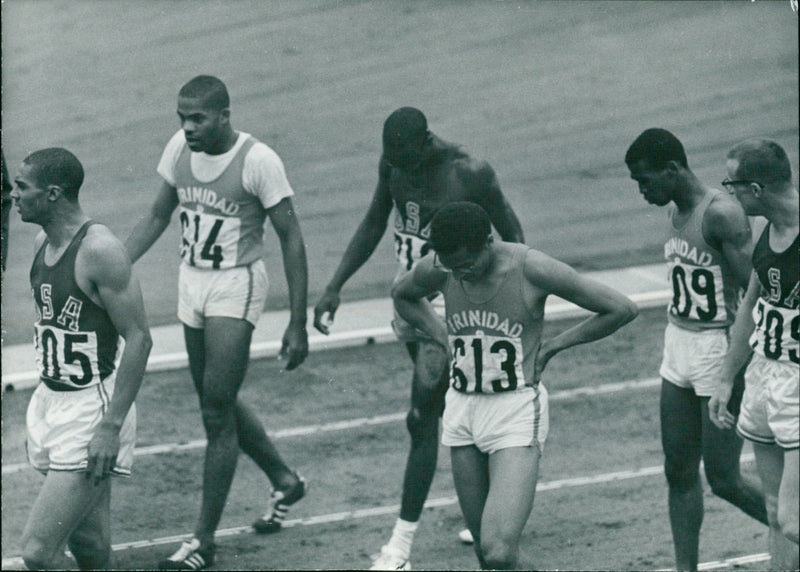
left=78, top=224, right=133, bottom=291
left=703, top=190, right=750, bottom=249
left=450, top=152, right=500, bottom=201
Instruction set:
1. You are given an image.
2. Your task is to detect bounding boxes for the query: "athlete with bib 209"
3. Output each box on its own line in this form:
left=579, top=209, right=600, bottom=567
left=125, top=76, right=309, bottom=570
left=393, top=202, right=637, bottom=570
left=11, top=148, right=152, bottom=570
left=709, top=139, right=799, bottom=570
left=626, top=128, right=769, bottom=571
left=312, top=107, right=524, bottom=570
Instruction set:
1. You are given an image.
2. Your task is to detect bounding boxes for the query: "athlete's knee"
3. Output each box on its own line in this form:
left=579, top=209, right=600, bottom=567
left=480, top=536, right=517, bottom=570
left=406, top=408, right=437, bottom=446
left=777, top=502, right=799, bottom=544
left=21, top=536, right=58, bottom=570
left=664, top=458, right=699, bottom=492
left=704, top=467, right=741, bottom=503
left=68, top=531, right=111, bottom=570
left=200, top=398, right=237, bottom=439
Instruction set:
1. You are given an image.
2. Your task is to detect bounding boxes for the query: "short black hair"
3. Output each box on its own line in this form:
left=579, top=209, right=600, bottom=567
left=179, top=75, right=230, bottom=111
left=625, top=128, right=688, bottom=171
left=383, top=107, right=427, bottom=144
left=727, top=139, right=792, bottom=186
left=22, top=148, right=84, bottom=201
left=430, top=202, right=492, bottom=255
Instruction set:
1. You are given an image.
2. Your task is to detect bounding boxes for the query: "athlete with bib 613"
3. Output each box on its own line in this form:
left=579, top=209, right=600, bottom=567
left=313, top=108, right=524, bottom=570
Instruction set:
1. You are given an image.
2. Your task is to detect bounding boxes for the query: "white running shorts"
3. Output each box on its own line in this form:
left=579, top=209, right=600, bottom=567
left=442, top=385, right=549, bottom=455
left=660, top=322, right=729, bottom=397
left=737, top=352, right=799, bottom=449
left=27, top=375, right=137, bottom=475
left=178, top=259, right=269, bottom=328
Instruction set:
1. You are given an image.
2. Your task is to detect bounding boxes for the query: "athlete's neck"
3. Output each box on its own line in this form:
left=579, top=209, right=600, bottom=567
left=204, top=128, right=238, bottom=155
left=673, top=174, right=709, bottom=213
left=766, top=188, right=800, bottom=238
left=43, top=209, right=90, bottom=248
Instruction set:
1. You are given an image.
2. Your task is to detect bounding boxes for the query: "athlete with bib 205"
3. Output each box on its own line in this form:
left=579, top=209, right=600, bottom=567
left=125, top=75, right=309, bottom=570
left=11, top=148, right=152, bottom=570
left=709, top=139, right=799, bottom=570
left=312, top=107, right=524, bottom=570
left=626, top=128, right=769, bottom=571
left=392, top=202, right=637, bottom=570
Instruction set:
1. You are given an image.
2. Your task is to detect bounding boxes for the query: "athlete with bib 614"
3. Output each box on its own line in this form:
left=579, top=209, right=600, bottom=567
left=125, top=75, right=310, bottom=571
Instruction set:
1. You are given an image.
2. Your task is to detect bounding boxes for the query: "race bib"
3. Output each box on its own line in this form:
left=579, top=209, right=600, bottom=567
left=35, top=325, right=101, bottom=387
left=394, top=230, right=432, bottom=271
left=667, top=260, right=727, bottom=323
left=449, top=333, right=525, bottom=393
left=180, top=207, right=241, bottom=269
left=750, top=298, right=800, bottom=364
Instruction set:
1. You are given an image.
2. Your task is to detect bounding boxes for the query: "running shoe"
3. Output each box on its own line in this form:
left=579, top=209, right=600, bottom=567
left=158, top=538, right=214, bottom=570
left=252, top=473, right=307, bottom=534
left=458, top=528, right=475, bottom=544
left=369, top=546, right=412, bottom=570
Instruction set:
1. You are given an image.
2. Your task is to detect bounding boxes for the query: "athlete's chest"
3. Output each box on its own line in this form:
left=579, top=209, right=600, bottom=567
left=389, top=167, right=466, bottom=220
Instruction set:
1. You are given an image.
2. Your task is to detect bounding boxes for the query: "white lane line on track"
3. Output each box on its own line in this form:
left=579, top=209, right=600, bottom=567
left=1, top=377, right=661, bottom=475
left=0, top=454, right=760, bottom=569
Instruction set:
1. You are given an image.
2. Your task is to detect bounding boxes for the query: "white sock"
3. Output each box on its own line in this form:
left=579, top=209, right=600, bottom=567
left=385, top=518, right=418, bottom=558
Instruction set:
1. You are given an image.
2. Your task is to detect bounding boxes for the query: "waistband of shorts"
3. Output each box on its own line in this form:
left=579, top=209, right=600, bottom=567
left=666, top=321, right=729, bottom=335
left=40, top=377, right=95, bottom=392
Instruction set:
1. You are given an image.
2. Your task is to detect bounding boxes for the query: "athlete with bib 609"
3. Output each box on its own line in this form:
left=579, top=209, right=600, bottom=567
left=626, top=128, right=769, bottom=571
left=12, top=148, right=152, bottom=570
left=392, top=202, right=637, bottom=570
left=126, top=76, right=309, bottom=570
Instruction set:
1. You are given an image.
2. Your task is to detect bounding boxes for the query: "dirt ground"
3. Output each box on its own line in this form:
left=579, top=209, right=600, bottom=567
left=1, top=1, right=797, bottom=344
left=0, top=309, right=769, bottom=570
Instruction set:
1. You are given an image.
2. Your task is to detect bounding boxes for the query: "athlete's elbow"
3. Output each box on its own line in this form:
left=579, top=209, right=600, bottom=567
left=617, top=300, right=639, bottom=326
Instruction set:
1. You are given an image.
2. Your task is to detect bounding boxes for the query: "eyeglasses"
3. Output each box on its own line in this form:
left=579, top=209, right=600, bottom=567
left=432, top=247, right=485, bottom=274
left=721, top=178, right=755, bottom=190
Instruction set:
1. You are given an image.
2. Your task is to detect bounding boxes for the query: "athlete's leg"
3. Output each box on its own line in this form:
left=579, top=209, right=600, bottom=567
left=184, top=318, right=253, bottom=551
left=235, top=403, right=299, bottom=489
left=752, top=443, right=799, bottom=570
left=399, top=339, right=449, bottom=522
left=478, top=446, right=540, bottom=570
left=450, top=444, right=490, bottom=569
left=661, top=380, right=703, bottom=571
left=67, top=481, right=112, bottom=570
left=184, top=326, right=295, bottom=488
left=777, top=447, right=798, bottom=544
left=699, top=394, right=767, bottom=524
left=21, top=471, right=110, bottom=570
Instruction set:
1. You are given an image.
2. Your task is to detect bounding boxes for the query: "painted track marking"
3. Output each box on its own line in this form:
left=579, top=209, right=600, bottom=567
left=0, top=454, right=761, bottom=569
left=2, top=376, right=661, bottom=475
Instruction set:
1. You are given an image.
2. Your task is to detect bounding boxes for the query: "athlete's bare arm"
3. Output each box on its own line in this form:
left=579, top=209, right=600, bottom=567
left=79, top=225, right=152, bottom=484
left=704, top=194, right=754, bottom=290
left=268, top=197, right=309, bottom=370
left=709, top=271, right=761, bottom=429
left=125, top=180, right=180, bottom=263
left=458, top=159, right=525, bottom=243
left=313, top=157, right=394, bottom=333
left=525, top=249, right=638, bottom=383
left=391, top=255, right=449, bottom=350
